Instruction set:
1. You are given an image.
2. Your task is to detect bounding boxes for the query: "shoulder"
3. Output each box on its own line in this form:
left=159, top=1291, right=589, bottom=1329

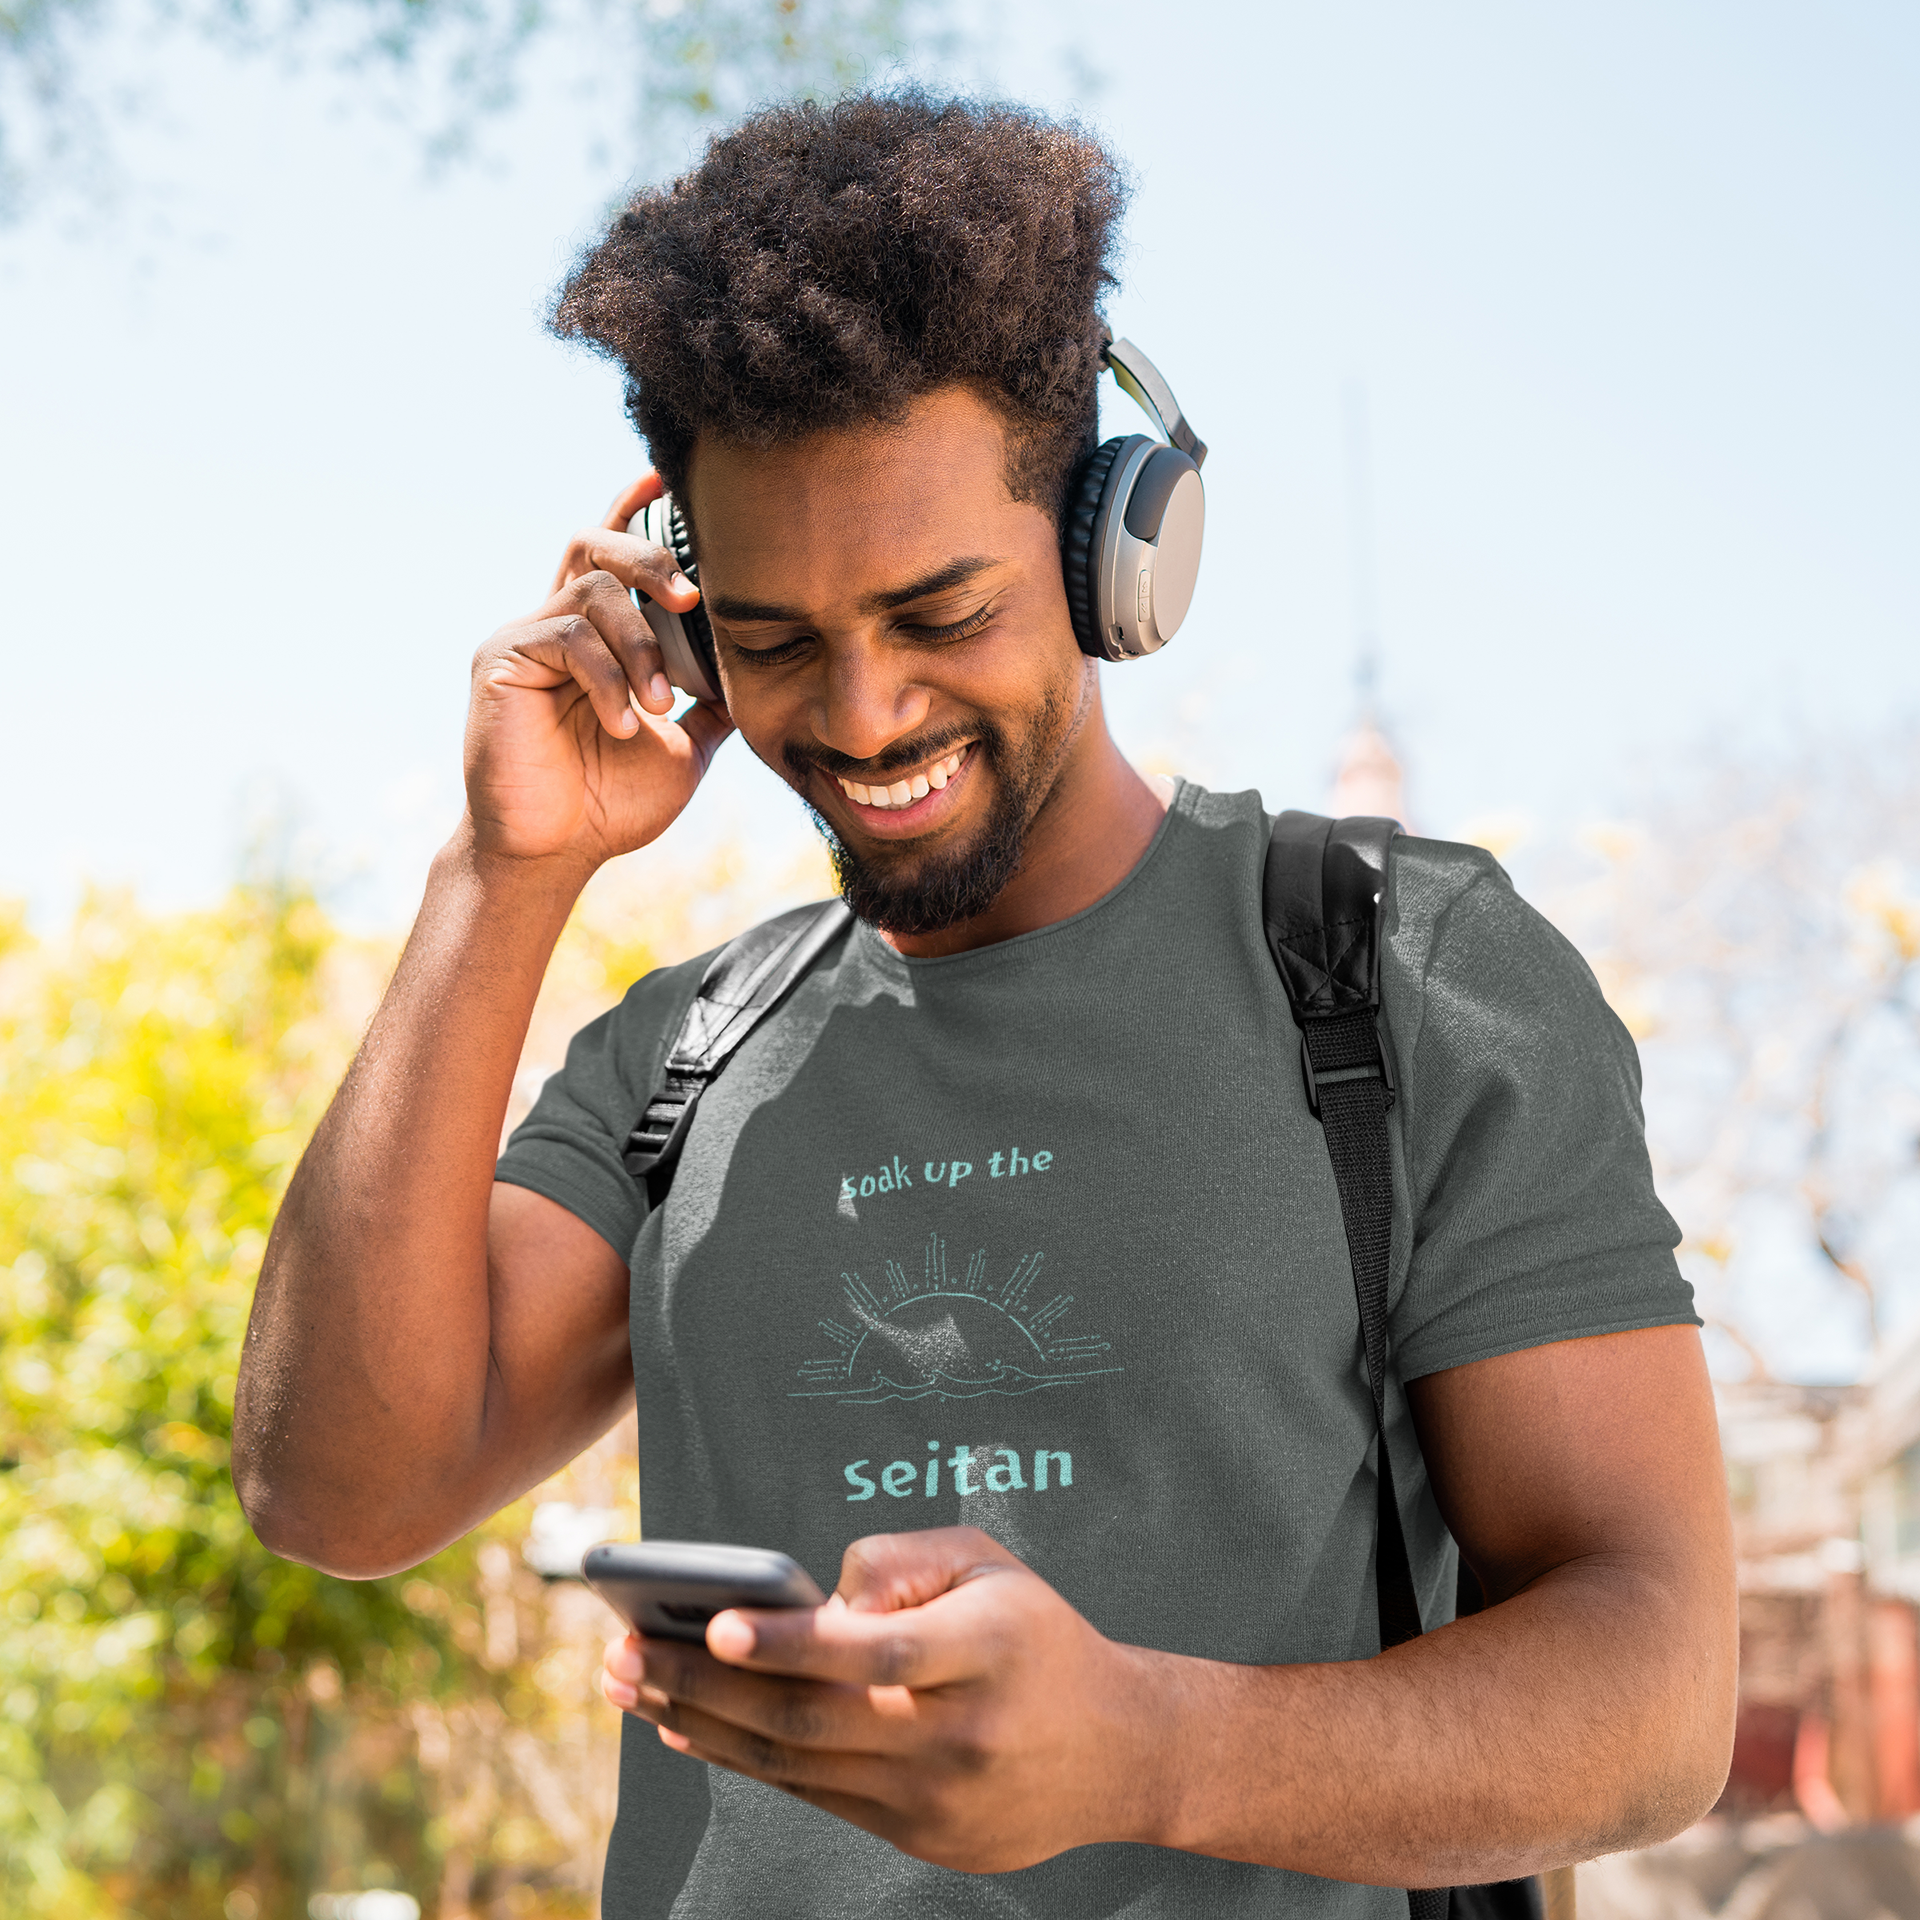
left=1387, top=832, right=1520, bottom=956
left=1378, top=832, right=1655, bottom=1199
left=1383, top=834, right=1616, bottom=1062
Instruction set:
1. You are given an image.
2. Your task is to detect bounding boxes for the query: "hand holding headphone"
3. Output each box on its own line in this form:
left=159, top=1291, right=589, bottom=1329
left=628, top=335, right=1208, bottom=703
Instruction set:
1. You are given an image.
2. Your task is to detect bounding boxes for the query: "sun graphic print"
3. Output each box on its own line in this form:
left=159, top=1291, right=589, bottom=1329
left=791, top=1232, right=1120, bottom=1406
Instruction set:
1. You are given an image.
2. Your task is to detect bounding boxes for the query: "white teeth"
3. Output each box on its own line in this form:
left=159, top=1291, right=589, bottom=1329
left=836, top=745, right=968, bottom=809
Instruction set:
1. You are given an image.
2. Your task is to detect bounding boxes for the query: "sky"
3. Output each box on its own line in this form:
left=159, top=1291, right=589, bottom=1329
left=2, top=0, right=1917, bottom=932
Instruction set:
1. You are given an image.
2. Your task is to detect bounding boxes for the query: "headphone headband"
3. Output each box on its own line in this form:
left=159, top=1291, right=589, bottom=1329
left=1103, top=336, right=1208, bottom=469
left=1061, top=335, right=1209, bottom=662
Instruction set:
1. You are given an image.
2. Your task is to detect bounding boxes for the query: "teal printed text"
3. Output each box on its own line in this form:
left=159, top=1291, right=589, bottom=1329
left=843, top=1444, right=1074, bottom=1500
left=838, top=1146, right=1055, bottom=1210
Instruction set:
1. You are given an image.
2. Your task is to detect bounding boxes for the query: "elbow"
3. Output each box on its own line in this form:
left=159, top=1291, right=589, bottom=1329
left=1660, top=1688, right=1738, bottom=1841
left=1599, top=1656, right=1738, bottom=1858
left=233, top=1464, right=373, bottom=1580
left=233, top=1449, right=450, bottom=1582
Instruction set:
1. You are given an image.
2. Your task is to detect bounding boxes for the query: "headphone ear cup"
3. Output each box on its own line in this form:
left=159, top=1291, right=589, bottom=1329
left=1062, top=437, right=1125, bottom=657
left=663, top=499, right=721, bottom=697
left=626, top=494, right=722, bottom=703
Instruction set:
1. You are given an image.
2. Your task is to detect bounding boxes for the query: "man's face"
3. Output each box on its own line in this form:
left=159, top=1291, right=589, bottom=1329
left=684, top=386, right=1093, bottom=935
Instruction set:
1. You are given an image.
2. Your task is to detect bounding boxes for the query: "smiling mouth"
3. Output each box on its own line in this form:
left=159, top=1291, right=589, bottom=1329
left=833, top=744, right=971, bottom=812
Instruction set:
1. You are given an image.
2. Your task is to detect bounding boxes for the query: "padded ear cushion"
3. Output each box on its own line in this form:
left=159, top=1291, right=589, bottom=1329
left=663, top=498, right=720, bottom=692
left=1062, top=437, right=1125, bottom=657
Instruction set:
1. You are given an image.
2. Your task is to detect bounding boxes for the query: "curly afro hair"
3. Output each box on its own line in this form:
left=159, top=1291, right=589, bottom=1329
left=549, top=90, right=1129, bottom=531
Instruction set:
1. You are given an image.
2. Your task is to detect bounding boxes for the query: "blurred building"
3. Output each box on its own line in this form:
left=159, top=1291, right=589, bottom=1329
left=1718, top=1327, right=1920, bottom=1827
left=1329, top=714, right=1410, bottom=826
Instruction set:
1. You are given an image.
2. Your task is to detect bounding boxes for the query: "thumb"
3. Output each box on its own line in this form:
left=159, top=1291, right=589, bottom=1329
left=836, top=1525, right=1022, bottom=1615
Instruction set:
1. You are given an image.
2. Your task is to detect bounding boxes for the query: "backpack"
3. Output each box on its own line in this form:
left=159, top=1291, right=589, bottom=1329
left=621, top=810, right=1547, bottom=1920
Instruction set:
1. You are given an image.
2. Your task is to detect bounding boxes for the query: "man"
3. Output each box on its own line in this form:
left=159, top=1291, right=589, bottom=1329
left=234, top=92, right=1735, bottom=1918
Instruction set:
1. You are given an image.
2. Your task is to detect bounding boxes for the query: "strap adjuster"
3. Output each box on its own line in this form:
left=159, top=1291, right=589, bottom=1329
left=1299, top=1031, right=1395, bottom=1119
left=623, top=1074, right=707, bottom=1203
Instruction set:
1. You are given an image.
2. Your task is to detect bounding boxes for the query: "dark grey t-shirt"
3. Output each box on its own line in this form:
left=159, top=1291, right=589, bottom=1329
left=498, top=782, right=1695, bottom=1919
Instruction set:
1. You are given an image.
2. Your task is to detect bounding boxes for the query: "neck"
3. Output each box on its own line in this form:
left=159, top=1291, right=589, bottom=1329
left=883, top=685, right=1172, bottom=960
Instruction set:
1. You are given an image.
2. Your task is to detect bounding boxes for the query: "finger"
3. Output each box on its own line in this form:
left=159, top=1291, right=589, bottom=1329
left=707, top=1564, right=1024, bottom=1692
left=546, top=473, right=668, bottom=597
left=551, top=527, right=701, bottom=610
left=603, top=1631, right=643, bottom=1710
left=705, top=1526, right=1017, bottom=1678
left=837, top=1527, right=1026, bottom=1615
left=569, top=569, right=675, bottom=714
left=509, top=616, right=645, bottom=740
left=634, top=1637, right=922, bottom=1753
left=646, top=1698, right=902, bottom=1805
left=658, top=1734, right=918, bottom=1864
left=602, top=470, right=666, bottom=532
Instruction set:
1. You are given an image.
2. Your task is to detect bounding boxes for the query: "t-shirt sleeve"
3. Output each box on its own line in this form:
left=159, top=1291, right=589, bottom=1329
left=494, top=954, right=709, bottom=1261
left=1384, top=839, right=1698, bottom=1381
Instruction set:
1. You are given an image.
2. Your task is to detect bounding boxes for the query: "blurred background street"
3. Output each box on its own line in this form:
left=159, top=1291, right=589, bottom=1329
left=2, top=1, right=1918, bottom=1914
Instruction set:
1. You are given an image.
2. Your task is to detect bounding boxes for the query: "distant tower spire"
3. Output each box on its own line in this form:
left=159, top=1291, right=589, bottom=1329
left=1329, top=383, right=1411, bottom=827
left=1345, top=383, right=1381, bottom=720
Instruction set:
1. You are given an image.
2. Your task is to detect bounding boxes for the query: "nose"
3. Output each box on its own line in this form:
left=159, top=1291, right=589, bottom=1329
left=810, top=636, right=931, bottom=767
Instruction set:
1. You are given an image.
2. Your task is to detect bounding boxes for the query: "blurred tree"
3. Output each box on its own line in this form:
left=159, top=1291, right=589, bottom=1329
left=1538, top=730, right=1920, bottom=1384
left=0, top=884, right=610, bottom=1917
left=0, top=835, right=830, bottom=1917
left=0, top=0, right=953, bottom=221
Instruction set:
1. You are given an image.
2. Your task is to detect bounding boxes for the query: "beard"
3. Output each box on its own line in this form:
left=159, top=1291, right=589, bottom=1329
left=784, top=691, right=1068, bottom=938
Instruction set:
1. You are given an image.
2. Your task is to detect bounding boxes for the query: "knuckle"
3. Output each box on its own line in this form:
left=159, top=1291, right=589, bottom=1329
left=773, top=1691, right=822, bottom=1746
left=947, top=1718, right=997, bottom=1777
left=870, top=1631, right=921, bottom=1687
left=911, top=1773, right=968, bottom=1831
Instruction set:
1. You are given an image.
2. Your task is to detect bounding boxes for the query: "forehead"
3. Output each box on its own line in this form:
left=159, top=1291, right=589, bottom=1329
left=683, top=386, right=1036, bottom=602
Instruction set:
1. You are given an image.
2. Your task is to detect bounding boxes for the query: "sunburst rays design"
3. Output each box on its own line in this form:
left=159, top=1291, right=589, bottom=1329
left=791, top=1232, right=1120, bottom=1406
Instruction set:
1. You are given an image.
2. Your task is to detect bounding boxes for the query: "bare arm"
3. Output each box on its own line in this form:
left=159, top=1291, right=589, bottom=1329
left=234, top=474, right=729, bottom=1577
left=1146, top=1322, right=1737, bottom=1881
left=603, top=1323, right=1736, bottom=1884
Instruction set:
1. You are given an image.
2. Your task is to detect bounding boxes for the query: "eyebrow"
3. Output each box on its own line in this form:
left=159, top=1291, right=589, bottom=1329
left=705, top=555, right=999, bottom=626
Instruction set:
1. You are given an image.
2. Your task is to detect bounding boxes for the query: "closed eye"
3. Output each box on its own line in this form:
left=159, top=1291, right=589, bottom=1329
left=726, top=634, right=813, bottom=666
left=898, top=602, right=994, bottom=644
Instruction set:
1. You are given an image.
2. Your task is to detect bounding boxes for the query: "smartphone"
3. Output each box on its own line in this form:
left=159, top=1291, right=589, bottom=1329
left=582, top=1540, right=826, bottom=1644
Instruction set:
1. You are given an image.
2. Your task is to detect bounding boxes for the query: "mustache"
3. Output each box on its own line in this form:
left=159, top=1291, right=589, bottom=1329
left=783, top=722, right=989, bottom=785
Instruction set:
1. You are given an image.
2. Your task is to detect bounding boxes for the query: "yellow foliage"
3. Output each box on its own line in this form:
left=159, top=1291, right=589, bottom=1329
left=0, top=884, right=611, bottom=1919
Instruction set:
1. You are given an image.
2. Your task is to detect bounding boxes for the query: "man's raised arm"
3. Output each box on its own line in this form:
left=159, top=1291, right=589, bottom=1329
left=232, top=476, right=728, bottom=1578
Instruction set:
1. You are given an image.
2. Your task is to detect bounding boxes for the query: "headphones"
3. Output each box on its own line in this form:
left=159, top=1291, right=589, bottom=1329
left=628, top=333, right=1207, bottom=704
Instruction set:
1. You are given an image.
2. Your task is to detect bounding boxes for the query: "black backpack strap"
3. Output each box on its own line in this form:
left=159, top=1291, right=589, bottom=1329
left=1267, top=810, right=1459, bottom=1920
left=1269, top=814, right=1547, bottom=1920
left=1263, top=808, right=1420, bottom=1654
left=623, top=897, right=852, bottom=1209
